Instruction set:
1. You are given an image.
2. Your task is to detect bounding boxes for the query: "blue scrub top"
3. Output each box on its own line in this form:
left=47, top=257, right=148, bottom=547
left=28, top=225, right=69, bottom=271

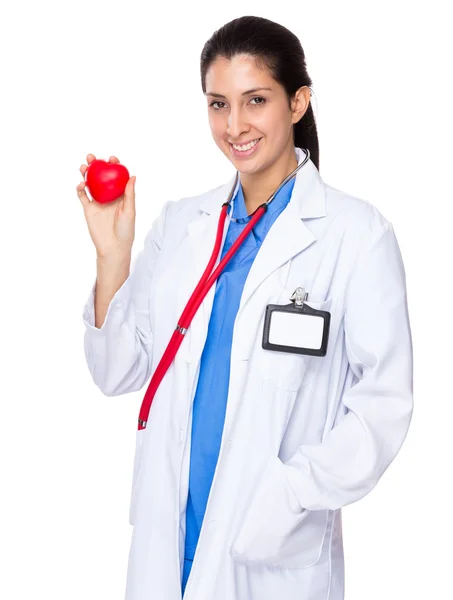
left=182, top=175, right=296, bottom=594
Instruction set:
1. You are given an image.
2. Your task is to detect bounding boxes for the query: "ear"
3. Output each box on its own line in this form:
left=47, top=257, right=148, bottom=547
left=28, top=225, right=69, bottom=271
left=291, top=85, right=311, bottom=125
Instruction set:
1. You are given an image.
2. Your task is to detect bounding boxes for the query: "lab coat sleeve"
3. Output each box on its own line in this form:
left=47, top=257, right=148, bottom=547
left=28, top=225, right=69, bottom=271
left=82, top=200, right=174, bottom=396
left=283, top=219, right=414, bottom=511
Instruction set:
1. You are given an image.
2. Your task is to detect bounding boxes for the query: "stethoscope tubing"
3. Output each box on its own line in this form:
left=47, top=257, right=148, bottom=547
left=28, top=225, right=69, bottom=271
left=137, top=149, right=310, bottom=430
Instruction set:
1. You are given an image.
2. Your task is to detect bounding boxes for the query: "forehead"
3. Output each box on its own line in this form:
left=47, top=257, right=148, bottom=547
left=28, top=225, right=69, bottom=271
left=205, top=54, right=275, bottom=91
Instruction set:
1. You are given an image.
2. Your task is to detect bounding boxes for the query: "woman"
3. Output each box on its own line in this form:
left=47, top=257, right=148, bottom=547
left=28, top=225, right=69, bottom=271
left=78, top=15, right=413, bottom=600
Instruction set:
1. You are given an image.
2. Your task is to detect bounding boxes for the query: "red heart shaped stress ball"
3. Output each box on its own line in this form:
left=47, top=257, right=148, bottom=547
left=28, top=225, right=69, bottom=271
left=85, top=159, right=130, bottom=204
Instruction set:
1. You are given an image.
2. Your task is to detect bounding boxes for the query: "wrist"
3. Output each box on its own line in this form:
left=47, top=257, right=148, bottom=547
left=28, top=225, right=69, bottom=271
left=96, top=248, right=132, bottom=264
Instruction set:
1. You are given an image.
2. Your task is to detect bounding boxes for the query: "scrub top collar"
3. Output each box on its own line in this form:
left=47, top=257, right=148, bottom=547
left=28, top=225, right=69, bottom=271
left=226, top=176, right=296, bottom=247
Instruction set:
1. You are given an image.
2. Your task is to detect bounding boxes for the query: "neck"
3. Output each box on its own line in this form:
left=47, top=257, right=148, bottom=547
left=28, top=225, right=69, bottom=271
left=240, top=145, right=298, bottom=215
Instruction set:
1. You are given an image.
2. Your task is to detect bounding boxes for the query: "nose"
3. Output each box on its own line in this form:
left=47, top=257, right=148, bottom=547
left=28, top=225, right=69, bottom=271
left=227, top=106, right=249, bottom=139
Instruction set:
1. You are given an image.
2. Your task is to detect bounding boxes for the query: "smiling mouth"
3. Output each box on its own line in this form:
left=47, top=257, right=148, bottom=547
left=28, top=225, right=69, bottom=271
left=229, top=138, right=262, bottom=151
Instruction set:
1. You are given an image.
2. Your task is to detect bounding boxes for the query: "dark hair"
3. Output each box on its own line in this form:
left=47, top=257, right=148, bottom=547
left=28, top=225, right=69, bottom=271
left=200, top=16, right=320, bottom=171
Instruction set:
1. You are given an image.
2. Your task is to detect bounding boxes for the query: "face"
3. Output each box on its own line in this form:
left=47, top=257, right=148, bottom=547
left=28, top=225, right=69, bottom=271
left=204, top=53, right=309, bottom=175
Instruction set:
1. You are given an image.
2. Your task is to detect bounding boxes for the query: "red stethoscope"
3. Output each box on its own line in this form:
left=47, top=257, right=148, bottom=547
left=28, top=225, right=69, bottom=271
left=137, top=149, right=310, bottom=430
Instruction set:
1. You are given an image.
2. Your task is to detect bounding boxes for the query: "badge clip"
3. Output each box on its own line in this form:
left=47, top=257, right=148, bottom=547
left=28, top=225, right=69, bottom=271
left=289, top=287, right=309, bottom=308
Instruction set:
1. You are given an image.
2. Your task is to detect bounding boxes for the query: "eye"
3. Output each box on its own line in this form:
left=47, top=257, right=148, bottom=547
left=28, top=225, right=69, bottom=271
left=209, top=96, right=267, bottom=110
left=250, top=96, right=266, bottom=105
left=209, top=101, right=226, bottom=110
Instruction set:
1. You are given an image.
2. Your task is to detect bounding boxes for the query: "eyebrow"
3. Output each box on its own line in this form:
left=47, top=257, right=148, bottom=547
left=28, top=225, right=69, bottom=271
left=205, top=86, right=273, bottom=98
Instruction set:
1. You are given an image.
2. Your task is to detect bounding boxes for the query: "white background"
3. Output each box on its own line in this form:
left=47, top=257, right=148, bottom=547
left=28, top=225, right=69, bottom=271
left=1, top=1, right=451, bottom=598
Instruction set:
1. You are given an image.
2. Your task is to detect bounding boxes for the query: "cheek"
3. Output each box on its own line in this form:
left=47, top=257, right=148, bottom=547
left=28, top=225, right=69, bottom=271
left=208, top=113, right=224, bottom=135
left=257, top=106, right=291, bottom=133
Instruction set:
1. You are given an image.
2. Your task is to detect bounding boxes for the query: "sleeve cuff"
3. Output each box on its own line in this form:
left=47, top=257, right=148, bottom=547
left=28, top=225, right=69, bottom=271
left=82, top=274, right=132, bottom=333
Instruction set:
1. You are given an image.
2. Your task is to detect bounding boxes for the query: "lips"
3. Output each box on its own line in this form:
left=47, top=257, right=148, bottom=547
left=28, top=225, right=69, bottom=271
left=229, top=137, right=263, bottom=159
left=233, top=138, right=259, bottom=148
left=230, top=138, right=261, bottom=150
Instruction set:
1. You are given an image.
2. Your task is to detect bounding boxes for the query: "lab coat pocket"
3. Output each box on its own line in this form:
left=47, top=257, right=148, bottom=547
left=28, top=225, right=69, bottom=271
left=128, top=428, right=147, bottom=526
left=258, top=294, right=333, bottom=392
left=231, top=456, right=328, bottom=569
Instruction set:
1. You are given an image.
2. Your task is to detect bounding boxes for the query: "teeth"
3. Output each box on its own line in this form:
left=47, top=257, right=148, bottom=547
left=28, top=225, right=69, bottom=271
left=232, top=138, right=260, bottom=151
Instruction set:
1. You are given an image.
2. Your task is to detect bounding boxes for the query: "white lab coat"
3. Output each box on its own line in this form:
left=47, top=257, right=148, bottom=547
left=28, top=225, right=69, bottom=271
left=82, top=147, right=413, bottom=600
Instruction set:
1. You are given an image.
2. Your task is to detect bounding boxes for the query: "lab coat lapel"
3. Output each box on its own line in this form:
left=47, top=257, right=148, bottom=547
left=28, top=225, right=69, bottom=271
left=237, top=199, right=315, bottom=316
left=237, top=152, right=327, bottom=316
left=185, top=186, right=234, bottom=362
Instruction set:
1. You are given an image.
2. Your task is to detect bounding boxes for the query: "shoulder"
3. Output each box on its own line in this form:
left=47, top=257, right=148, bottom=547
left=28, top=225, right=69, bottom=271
left=146, top=181, right=228, bottom=252
left=168, top=181, right=227, bottom=219
left=322, top=182, right=394, bottom=243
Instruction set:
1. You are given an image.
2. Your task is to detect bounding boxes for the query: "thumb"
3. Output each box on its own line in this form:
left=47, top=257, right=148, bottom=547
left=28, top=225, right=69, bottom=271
left=123, top=176, right=136, bottom=214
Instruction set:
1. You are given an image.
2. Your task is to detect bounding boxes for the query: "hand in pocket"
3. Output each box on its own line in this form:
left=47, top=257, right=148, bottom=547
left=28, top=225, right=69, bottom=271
left=231, top=456, right=328, bottom=569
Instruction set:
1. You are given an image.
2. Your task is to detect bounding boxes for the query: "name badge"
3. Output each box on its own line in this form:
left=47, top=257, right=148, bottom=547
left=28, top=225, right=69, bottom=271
left=262, top=287, right=331, bottom=356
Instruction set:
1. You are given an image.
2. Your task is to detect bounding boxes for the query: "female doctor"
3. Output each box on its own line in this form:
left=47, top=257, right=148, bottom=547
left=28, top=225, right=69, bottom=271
left=77, top=15, right=413, bottom=600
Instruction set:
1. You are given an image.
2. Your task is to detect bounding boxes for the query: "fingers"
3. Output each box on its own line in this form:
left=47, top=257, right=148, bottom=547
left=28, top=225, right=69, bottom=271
left=123, top=176, right=136, bottom=215
left=80, top=153, right=97, bottom=179
left=79, top=154, right=119, bottom=176
left=76, top=179, right=91, bottom=208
